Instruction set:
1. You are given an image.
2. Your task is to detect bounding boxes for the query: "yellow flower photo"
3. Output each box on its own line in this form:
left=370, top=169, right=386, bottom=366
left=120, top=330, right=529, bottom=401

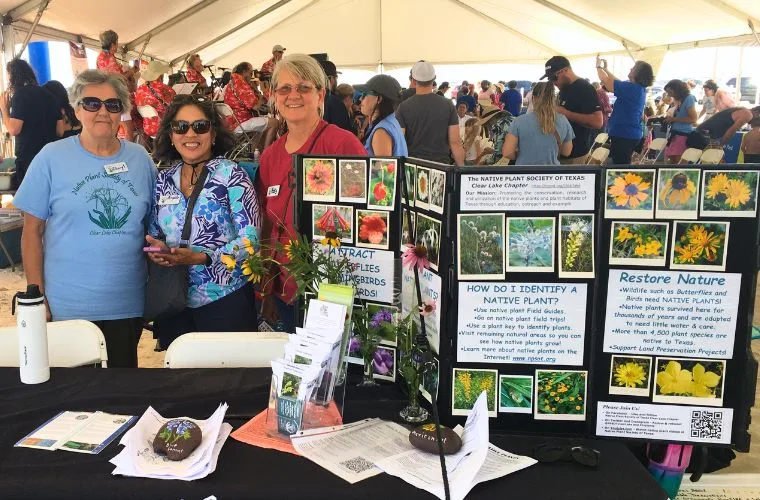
left=656, top=169, right=699, bottom=218
left=609, top=355, right=652, bottom=397
left=605, top=170, right=655, bottom=219
left=653, top=358, right=725, bottom=407
left=670, top=221, right=729, bottom=271
left=609, top=222, right=668, bottom=267
left=701, top=170, right=759, bottom=217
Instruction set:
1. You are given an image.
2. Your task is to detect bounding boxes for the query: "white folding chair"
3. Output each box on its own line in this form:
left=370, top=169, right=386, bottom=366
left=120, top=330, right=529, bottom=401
left=0, top=320, right=108, bottom=367
left=585, top=146, right=610, bottom=165
left=587, top=132, right=609, bottom=158
left=698, top=148, right=724, bottom=164
left=215, top=102, right=258, bottom=161
left=638, top=137, right=667, bottom=164
left=164, top=332, right=288, bottom=368
left=678, top=148, right=703, bottom=164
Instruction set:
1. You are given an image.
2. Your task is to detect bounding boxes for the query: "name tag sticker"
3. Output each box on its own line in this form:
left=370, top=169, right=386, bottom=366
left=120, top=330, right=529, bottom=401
left=104, top=162, right=128, bottom=175
left=267, top=185, right=280, bottom=197
left=159, top=194, right=181, bottom=205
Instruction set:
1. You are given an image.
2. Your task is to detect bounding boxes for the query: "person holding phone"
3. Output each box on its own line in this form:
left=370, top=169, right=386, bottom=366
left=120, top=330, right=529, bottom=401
left=147, top=95, right=260, bottom=350
left=13, top=70, right=156, bottom=367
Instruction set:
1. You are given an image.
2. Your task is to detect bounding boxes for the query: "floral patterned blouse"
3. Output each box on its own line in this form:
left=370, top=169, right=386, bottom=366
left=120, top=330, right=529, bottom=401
left=185, top=68, right=207, bottom=87
left=135, top=81, right=176, bottom=137
left=260, top=57, right=275, bottom=77
left=149, top=157, right=261, bottom=308
left=223, top=73, right=259, bottom=125
left=96, top=51, right=124, bottom=75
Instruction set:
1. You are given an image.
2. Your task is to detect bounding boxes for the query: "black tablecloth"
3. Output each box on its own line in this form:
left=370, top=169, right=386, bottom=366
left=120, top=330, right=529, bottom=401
left=0, top=368, right=667, bottom=500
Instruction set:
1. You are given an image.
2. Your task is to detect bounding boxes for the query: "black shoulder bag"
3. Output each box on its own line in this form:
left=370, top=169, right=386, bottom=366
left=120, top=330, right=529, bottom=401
left=144, top=166, right=209, bottom=322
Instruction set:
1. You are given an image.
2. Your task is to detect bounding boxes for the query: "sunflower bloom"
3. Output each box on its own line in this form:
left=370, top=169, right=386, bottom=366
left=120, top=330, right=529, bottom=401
left=705, top=173, right=729, bottom=199
left=241, top=237, right=255, bottom=255
left=656, top=361, right=693, bottom=394
left=687, top=225, right=723, bottom=261
left=690, top=363, right=721, bottom=397
left=320, top=231, right=341, bottom=248
left=674, top=244, right=702, bottom=264
left=220, top=254, right=236, bottom=271
left=614, top=362, right=647, bottom=388
left=724, top=179, right=751, bottom=208
left=608, top=172, right=650, bottom=208
left=305, top=160, right=335, bottom=195
left=660, top=173, right=696, bottom=206
left=242, top=261, right=261, bottom=283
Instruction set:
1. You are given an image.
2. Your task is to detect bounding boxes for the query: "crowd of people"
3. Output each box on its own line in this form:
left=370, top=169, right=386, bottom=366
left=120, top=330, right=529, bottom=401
left=4, top=28, right=760, bottom=367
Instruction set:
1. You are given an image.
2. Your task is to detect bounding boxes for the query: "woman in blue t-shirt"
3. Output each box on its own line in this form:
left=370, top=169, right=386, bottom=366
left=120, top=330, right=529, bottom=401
left=596, top=58, right=654, bottom=164
left=663, top=79, right=698, bottom=164
left=356, top=75, right=408, bottom=157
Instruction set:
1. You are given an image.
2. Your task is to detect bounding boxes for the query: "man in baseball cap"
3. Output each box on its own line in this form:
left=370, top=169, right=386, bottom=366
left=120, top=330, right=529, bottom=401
left=541, top=55, right=602, bottom=163
left=260, top=44, right=286, bottom=78
left=396, top=61, right=465, bottom=165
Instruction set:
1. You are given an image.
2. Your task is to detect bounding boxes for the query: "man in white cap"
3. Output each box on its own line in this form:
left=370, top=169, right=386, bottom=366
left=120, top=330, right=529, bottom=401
left=260, top=44, right=285, bottom=79
left=396, top=61, right=464, bottom=165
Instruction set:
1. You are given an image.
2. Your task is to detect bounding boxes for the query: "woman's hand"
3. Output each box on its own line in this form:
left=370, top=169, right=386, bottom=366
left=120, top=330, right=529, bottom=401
left=0, top=91, right=10, bottom=114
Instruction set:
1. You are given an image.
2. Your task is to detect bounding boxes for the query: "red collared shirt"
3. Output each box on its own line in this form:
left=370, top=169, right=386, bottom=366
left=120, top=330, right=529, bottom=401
left=223, top=73, right=258, bottom=125
left=135, top=80, right=176, bottom=137
left=185, top=68, right=207, bottom=87
left=96, top=51, right=124, bottom=75
left=260, top=57, right=275, bottom=77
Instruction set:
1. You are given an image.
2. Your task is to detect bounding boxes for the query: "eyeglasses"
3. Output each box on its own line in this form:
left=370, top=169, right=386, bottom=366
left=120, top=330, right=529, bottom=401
left=170, top=119, right=212, bottom=135
left=79, top=97, right=124, bottom=113
left=533, top=444, right=600, bottom=469
left=274, top=83, right=317, bottom=96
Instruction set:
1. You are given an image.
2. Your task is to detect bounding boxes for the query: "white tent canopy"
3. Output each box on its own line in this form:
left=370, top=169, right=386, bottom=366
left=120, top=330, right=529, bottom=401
left=0, top=0, right=758, bottom=71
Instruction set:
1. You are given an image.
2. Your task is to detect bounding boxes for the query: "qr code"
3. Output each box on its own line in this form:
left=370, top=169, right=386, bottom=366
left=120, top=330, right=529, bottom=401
left=691, top=410, right=723, bottom=439
left=340, top=456, right=375, bottom=474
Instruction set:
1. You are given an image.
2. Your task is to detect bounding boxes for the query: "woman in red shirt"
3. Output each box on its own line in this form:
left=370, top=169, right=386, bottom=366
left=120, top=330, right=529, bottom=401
left=185, top=54, right=208, bottom=90
left=96, top=30, right=138, bottom=141
left=135, top=61, right=176, bottom=138
left=257, top=54, right=366, bottom=331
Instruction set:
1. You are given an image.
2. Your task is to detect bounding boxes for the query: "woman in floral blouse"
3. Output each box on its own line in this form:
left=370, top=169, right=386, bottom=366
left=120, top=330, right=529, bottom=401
left=185, top=54, right=208, bottom=90
left=135, top=61, right=176, bottom=138
left=146, top=95, right=260, bottom=349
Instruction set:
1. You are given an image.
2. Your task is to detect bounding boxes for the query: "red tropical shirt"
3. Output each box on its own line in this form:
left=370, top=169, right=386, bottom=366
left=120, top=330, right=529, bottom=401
left=185, top=68, right=207, bottom=87
left=96, top=51, right=124, bottom=75
left=224, top=73, right=258, bottom=125
left=260, top=57, right=275, bottom=77
left=135, top=80, right=176, bottom=137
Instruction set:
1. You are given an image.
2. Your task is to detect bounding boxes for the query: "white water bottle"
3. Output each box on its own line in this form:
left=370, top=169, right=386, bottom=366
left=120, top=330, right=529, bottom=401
left=13, top=285, right=50, bottom=384
left=253, top=148, right=261, bottom=161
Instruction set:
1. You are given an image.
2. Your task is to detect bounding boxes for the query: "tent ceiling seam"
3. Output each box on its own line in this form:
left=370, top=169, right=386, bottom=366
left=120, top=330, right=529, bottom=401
left=124, top=0, right=223, bottom=52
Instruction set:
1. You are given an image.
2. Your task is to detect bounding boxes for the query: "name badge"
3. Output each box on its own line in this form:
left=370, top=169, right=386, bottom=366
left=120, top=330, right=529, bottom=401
left=159, top=194, right=181, bottom=205
left=267, top=185, right=280, bottom=197
left=104, top=162, right=128, bottom=175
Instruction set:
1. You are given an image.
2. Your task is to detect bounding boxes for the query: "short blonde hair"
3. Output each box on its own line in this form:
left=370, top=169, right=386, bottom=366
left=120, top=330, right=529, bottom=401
left=271, top=54, right=327, bottom=117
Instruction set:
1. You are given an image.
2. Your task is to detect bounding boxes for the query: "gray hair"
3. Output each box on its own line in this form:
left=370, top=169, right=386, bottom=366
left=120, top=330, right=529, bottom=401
left=100, top=30, right=118, bottom=51
left=69, top=69, right=132, bottom=114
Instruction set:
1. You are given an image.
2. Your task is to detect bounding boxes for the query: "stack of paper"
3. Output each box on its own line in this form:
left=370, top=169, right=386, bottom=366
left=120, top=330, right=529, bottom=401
left=15, top=411, right=136, bottom=454
left=110, top=404, right=231, bottom=481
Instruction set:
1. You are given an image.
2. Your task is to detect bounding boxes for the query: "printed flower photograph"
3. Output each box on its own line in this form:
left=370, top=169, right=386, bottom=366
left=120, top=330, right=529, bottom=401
left=605, top=170, right=655, bottom=218
left=670, top=221, right=729, bottom=271
left=507, top=217, right=555, bottom=272
left=458, top=213, right=505, bottom=279
left=415, top=214, right=442, bottom=269
left=366, top=303, right=398, bottom=345
left=416, top=167, right=430, bottom=205
left=403, top=164, right=416, bottom=205
left=338, top=159, right=367, bottom=202
left=535, top=370, right=587, bottom=420
left=653, top=358, right=725, bottom=406
left=657, top=169, right=700, bottom=215
left=559, top=214, right=594, bottom=277
left=372, top=346, right=396, bottom=381
left=609, top=221, right=668, bottom=266
left=281, top=371, right=302, bottom=398
left=303, top=158, right=337, bottom=201
left=429, top=169, right=445, bottom=213
left=452, top=368, right=497, bottom=417
left=312, top=204, right=353, bottom=243
left=401, top=210, right=415, bottom=249
left=421, top=357, right=439, bottom=402
left=356, top=210, right=389, bottom=249
left=368, top=159, right=397, bottom=209
left=701, top=170, right=759, bottom=216
left=499, top=375, right=533, bottom=414
left=609, top=356, right=652, bottom=397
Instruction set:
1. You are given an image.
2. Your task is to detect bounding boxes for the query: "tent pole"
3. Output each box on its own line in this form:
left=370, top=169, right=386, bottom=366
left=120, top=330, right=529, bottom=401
left=378, top=0, right=383, bottom=72
left=15, top=0, right=49, bottom=57
left=1, top=23, right=14, bottom=90
left=735, top=46, right=744, bottom=103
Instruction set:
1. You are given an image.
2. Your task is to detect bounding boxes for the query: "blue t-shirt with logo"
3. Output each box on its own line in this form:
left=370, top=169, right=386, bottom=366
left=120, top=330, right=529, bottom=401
left=13, top=136, right=156, bottom=321
left=608, top=80, right=646, bottom=140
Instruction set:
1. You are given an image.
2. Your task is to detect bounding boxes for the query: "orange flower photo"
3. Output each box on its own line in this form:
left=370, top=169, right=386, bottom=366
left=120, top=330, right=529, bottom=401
left=605, top=170, right=655, bottom=219
left=303, top=158, right=337, bottom=202
left=356, top=210, right=390, bottom=249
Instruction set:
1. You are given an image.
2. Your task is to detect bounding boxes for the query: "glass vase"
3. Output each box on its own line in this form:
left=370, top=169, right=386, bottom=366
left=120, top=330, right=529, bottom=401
left=399, top=369, right=429, bottom=423
left=358, top=353, right=378, bottom=387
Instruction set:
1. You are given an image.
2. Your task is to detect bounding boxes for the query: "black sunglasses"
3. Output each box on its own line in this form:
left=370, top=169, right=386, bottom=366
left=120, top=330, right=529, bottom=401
left=79, top=97, right=124, bottom=113
left=533, top=444, right=600, bottom=469
left=170, top=119, right=212, bottom=135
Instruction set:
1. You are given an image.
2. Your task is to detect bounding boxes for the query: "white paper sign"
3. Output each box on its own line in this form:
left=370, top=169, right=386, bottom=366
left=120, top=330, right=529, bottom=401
left=603, top=270, right=741, bottom=358
left=457, top=282, right=587, bottom=365
left=596, top=401, right=732, bottom=444
left=338, top=247, right=394, bottom=304
left=460, top=173, right=596, bottom=212
left=401, top=267, right=442, bottom=353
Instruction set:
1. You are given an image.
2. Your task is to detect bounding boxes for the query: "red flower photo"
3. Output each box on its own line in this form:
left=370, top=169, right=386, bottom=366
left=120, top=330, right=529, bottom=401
left=303, top=158, right=337, bottom=201
left=356, top=210, right=390, bottom=249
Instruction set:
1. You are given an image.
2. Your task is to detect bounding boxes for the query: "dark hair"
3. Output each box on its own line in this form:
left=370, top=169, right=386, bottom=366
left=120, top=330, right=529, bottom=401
left=508, top=80, right=517, bottom=89
left=153, top=95, right=236, bottom=163
left=460, top=86, right=470, bottom=95
left=751, top=106, right=760, bottom=126
left=703, top=79, right=718, bottom=92
left=233, top=62, right=252, bottom=75
left=370, top=95, right=397, bottom=130
left=7, top=58, right=37, bottom=90
left=220, top=71, right=232, bottom=87
left=664, top=79, right=690, bottom=101
left=633, top=61, right=654, bottom=87
left=43, top=80, right=80, bottom=128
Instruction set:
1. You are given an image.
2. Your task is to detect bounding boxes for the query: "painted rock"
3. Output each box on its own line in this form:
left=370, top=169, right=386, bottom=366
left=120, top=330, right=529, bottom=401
left=409, top=423, right=462, bottom=455
left=153, top=419, right=202, bottom=461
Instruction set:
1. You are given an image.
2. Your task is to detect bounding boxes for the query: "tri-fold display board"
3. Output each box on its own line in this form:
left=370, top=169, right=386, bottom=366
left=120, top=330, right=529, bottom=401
left=294, top=155, right=758, bottom=451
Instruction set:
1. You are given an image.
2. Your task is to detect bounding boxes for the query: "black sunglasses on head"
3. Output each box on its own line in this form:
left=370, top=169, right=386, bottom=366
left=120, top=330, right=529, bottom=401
left=170, top=119, right=212, bottom=135
left=79, top=97, right=124, bottom=113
